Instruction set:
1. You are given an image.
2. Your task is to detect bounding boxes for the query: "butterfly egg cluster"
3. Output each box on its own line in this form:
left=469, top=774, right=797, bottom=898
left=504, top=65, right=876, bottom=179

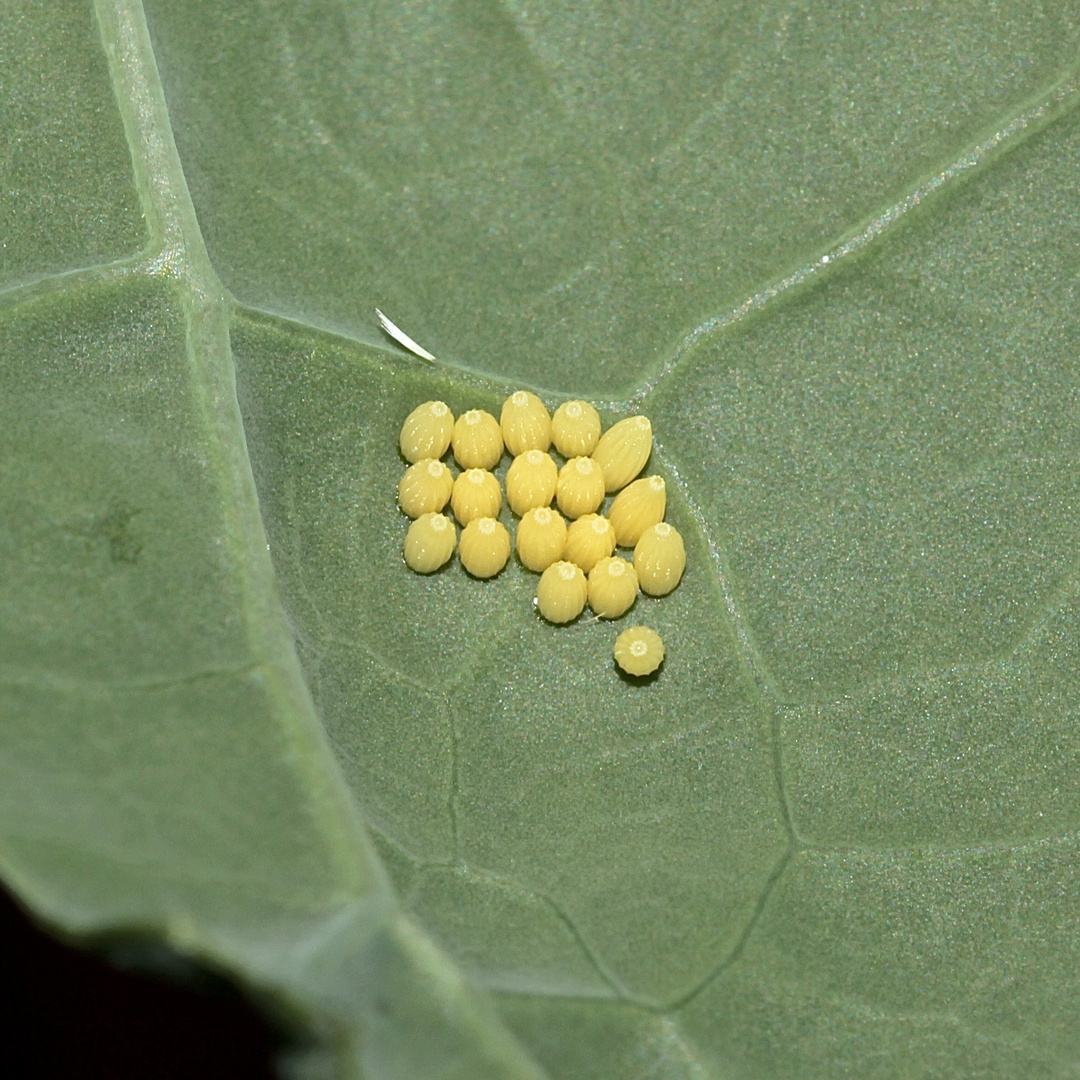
left=397, top=392, right=684, bottom=675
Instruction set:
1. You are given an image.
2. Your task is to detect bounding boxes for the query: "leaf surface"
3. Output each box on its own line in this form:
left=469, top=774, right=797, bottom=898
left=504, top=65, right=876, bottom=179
left=2, top=1, right=1080, bottom=1077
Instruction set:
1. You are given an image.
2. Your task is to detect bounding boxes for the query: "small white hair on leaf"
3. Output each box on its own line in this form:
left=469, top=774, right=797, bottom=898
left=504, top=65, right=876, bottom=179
left=376, top=308, right=436, bottom=362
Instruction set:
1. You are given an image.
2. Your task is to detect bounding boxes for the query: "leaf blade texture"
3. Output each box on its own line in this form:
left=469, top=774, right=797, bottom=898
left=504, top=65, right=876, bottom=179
left=2, top=1, right=1080, bottom=1077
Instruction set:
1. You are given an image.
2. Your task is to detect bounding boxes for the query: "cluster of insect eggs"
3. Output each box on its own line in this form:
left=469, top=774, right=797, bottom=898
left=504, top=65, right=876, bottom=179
left=398, top=392, right=684, bottom=676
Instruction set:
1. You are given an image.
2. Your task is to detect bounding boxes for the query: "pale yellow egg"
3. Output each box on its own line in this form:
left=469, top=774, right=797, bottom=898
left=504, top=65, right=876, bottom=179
left=516, top=506, right=568, bottom=572
left=459, top=517, right=511, bottom=578
left=608, top=475, right=666, bottom=546
left=565, top=513, right=616, bottom=574
left=398, top=458, right=453, bottom=518
left=451, top=468, right=502, bottom=525
left=403, top=512, right=456, bottom=573
left=399, top=400, right=454, bottom=463
left=551, top=399, right=601, bottom=457
left=591, top=415, right=652, bottom=493
left=556, top=456, right=605, bottom=519
left=613, top=625, right=665, bottom=676
left=500, top=390, right=552, bottom=455
left=587, top=556, right=639, bottom=618
left=536, top=560, right=588, bottom=623
left=633, top=522, right=686, bottom=596
left=452, top=409, right=503, bottom=470
left=506, top=450, right=558, bottom=516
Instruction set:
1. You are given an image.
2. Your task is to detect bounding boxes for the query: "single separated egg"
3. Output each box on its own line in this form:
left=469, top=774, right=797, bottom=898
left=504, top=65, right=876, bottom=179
left=614, top=625, right=665, bottom=676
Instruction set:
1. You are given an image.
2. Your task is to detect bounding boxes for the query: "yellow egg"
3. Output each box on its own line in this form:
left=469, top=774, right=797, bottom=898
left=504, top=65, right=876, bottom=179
left=451, top=468, right=502, bottom=524
left=500, top=390, right=552, bottom=455
left=398, top=458, right=454, bottom=518
left=516, top=506, right=568, bottom=572
left=591, top=415, right=652, bottom=493
left=633, top=522, right=686, bottom=596
left=564, top=513, right=617, bottom=574
left=551, top=399, right=602, bottom=457
left=536, top=561, right=588, bottom=623
left=587, top=556, right=638, bottom=618
left=403, top=512, right=456, bottom=573
left=459, top=517, right=511, bottom=578
left=452, top=409, right=503, bottom=470
left=608, top=475, right=666, bottom=546
left=556, top=456, right=606, bottom=519
left=399, top=400, right=454, bottom=463
left=613, top=625, right=665, bottom=676
left=505, top=450, right=558, bottom=516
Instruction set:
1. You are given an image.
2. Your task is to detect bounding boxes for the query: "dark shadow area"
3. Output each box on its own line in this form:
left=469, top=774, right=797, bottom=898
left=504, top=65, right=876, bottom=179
left=613, top=659, right=665, bottom=686
left=0, top=883, right=286, bottom=1080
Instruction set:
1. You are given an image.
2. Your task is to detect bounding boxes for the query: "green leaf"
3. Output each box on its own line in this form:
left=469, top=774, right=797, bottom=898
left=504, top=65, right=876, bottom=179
left=2, top=1, right=1080, bottom=1077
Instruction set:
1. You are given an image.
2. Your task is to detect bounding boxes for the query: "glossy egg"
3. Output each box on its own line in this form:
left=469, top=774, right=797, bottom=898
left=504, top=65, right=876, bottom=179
left=565, top=513, right=617, bottom=574
left=452, top=409, right=503, bottom=470
left=536, top=560, right=588, bottom=623
left=551, top=399, right=601, bottom=457
left=459, top=517, right=511, bottom=578
left=516, top=506, right=568, bottom=572
left=556, top=456, right=605, bottom=519
left=613, top=625, right=665, bottom=676
left=633, top=522, right=686, bottom=596
left=398, top=458, right=454, bottom=518
left=608, top=475, right=666, bottom=546
left=587, top=556, right=638, bottom=618
left=451, top=468, right=502, bottom=525
left=403, top=512, right=456, bottom=573
left=399, top=400, right=454, bottom=463
left=591, top=415, right=652, bottom=493
left=505, top=450, right=558, bottom=516
left=500, top=390, right=552, bottom=455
